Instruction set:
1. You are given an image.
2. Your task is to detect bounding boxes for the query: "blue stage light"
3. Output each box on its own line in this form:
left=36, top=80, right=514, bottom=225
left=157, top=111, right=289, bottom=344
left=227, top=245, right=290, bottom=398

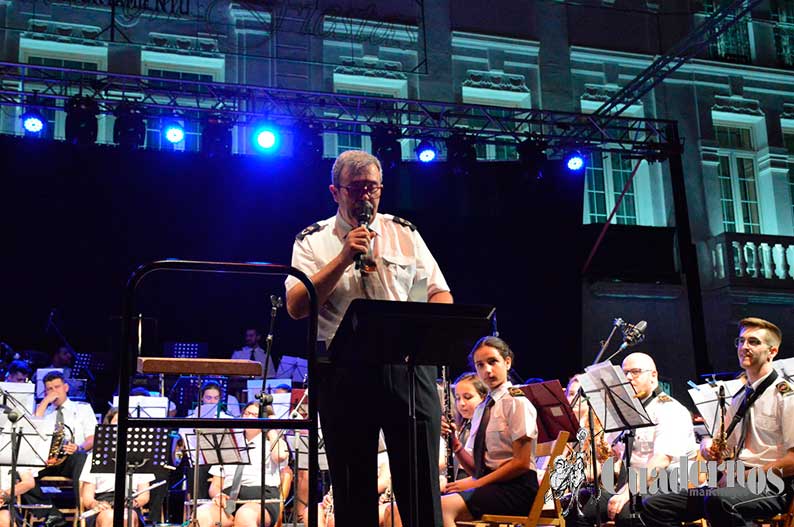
left=565, top=152, right=586, bottom=172
left=164, top=122, right=185, bottom=144
left=415, top=140, right=436, bottom=163
left=21, top=111, right=45, bottom=134
left=254, top=127, right=279, bottom=151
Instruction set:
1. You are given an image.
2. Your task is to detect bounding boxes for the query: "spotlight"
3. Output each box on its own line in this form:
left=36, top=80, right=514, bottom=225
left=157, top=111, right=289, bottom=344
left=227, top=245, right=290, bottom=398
left=565, top=151, right=586, bottom=172
left=254, top=126, right=279, bottom=152
left=21, top=109, right=45, bottom=134
left=201, top=113, right=233, bottom=156
left=518, top=135, right=548, bottom=180
left=293, top=121, right=324, bottom=164
left=113, top=102, right=146, bottom=149
left=163, top=121, right=185, bottom=144
left=371, top=125, right=402, bottom=170
left=415, top=139, right=437, bottom=163
left=65, top=96, right=99, bottom=145
left=445, top=133, right=477, bottom=176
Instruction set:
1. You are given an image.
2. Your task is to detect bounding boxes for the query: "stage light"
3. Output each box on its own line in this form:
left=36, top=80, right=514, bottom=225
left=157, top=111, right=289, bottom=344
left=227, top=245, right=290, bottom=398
left=163, top=121, right=185, bottom=144
left=371, top=125, right=402, bottom=170
left=65, top=96, right=99, bottom=145
left=518, top=135, right=548, bottom=180
left=565, top=151, right=586, bottom=172
left=201, top=113, right=233, bottom=156
left=254, top=126, right=279, bottom=151
left=415, top=140, right=436, bottom=162
left=21, top=109, right=45, bottom=134
left=293, top=121, right=324, bottom=164
left=113, top=102, right=146, bottom=149
left=445, top=133, right=477, bottom=176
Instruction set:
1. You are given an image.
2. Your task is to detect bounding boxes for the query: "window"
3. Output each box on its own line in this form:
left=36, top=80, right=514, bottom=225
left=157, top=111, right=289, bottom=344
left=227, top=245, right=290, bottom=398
left=584, top=152, right=638, bottom=225
left=140, top=51, right=224, bottom=153
left=714, top=125, right=760, bottom=233
left=18, top=38, right=107, bottom=140
left=701, top=2, right=752, bottom=63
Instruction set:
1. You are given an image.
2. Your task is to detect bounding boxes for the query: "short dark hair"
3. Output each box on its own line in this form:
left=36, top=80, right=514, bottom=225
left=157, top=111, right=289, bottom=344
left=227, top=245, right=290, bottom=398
left=200, top=381, right=222, bottom=397
left=130, top=387, right=151, bottom=397
left=6, top=360, right=31, bottom=377
left=43, top=371, right=66, bottom=384
left=468, top=335, right=515, bottom=367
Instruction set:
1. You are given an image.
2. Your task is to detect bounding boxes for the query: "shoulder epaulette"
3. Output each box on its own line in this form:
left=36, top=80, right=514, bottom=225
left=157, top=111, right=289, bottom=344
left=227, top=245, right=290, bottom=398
left=657, top=393, right=672, bottom=403
left=508, top=386, right=526, bottom=397
left=296, top=223, right=323, bottom=241
left=391, top=216, right=417, bottom=231
left=777, top=380, right=794, bottom=397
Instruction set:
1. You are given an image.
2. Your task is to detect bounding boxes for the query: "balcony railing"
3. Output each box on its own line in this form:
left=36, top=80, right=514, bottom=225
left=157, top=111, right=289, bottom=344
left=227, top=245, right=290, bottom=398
left=706, top=232, right=794, bottom=289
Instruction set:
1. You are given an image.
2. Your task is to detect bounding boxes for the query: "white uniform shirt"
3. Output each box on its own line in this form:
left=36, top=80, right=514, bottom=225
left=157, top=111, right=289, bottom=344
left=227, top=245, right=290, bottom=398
left=464, top=382, right=538, bottom=472
left=79, top=453, right=155, bottom=495
left=231, top=347, right=276, bottom=379
left=285, top=213, right=450, bottom=342
left=0, top=467, right=37, bottom=492
left=621, top=391, right=697, bottom=470
left=208, top=432, right=283, bottom=488
left=42, top=398, right=97, bottom=448
left=725, top=370, right=794, bottom=468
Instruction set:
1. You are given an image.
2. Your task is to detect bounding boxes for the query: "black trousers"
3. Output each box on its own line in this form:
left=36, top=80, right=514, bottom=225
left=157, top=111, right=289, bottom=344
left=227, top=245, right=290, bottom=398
left=318, top=363, right=442, bottom=527
left=573, top=487, right=635, bottom=527
left=26, top=451, right=88, bottom=518
left=641, top=484, right=792, bottom=527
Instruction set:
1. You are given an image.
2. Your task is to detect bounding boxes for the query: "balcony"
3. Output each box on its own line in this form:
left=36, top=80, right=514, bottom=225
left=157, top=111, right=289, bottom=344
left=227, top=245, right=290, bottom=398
left=706, top=233, right=794, bottom=289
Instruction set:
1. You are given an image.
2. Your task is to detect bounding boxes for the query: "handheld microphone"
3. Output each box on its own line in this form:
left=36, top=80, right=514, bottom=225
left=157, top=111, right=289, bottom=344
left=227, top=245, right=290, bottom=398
left=353, top=201, right=374, bottom=269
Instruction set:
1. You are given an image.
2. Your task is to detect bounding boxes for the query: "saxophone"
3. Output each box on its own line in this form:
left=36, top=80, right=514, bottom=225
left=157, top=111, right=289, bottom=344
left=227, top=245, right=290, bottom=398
left=47, top=421, right=73, bottom=466
left=710, top=385, right=733, bottom=462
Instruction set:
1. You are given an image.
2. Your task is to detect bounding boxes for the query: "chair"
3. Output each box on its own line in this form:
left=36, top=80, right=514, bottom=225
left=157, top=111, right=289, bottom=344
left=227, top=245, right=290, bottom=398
left=39, top=476, right=79, bottom=527
left=757, top=496, right=794, bottom=527
left=457, top=430, right=570, bottom=527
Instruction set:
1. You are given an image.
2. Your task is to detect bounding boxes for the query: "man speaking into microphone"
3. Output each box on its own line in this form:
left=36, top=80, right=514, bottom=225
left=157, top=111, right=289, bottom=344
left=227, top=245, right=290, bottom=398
left=285, top=149, right=453, bottom=527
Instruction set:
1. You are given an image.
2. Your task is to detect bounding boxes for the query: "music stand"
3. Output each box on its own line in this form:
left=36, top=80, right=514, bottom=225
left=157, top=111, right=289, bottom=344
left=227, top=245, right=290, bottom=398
left=327, top=299, right=494, bottom=527
left=580, top=361, right=655, bottom=527
left=687, top=379, right=745, bottom=438
left=518, top=380, right=580, bottom=444
left=112, top=396, right=170, bottom=418
left=0, top=383, right=35, bottom=415
left=92, top=424, right=170, bottom=527
left=276, top=356, right=308, bottom=382
left=182, top=429, right=249, bottom=527
left=0, top=414, right=49, bottom=527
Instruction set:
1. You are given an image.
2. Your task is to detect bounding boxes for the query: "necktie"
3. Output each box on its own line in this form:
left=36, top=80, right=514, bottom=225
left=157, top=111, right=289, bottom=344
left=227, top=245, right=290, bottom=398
left=56, top=406, right=64, bottom=425
left=249, top=348, right=256, bottom=362
left=472, top=397, right=495, bottom=478
left=736, top=385, right=754, bottom=453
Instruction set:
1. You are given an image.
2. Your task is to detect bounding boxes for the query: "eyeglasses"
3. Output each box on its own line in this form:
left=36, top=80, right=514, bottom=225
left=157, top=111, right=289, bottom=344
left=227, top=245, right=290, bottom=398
left=623, top=368, right=651, bottom=378
left=735, top=337, right=767, bottom=348
left=338, top=183, right=383, bottom=198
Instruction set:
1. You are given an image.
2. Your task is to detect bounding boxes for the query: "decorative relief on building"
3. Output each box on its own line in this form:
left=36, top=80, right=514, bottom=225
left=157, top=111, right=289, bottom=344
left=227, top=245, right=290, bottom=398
left=145, top=32, right=220, bottom=55
left=24, top=19, right=104, bottom=45
left=712, top=95, right=764, bottom=116
left=462, top=70, right=528, bottom=93
left=333, top=57, right=406, bottom=80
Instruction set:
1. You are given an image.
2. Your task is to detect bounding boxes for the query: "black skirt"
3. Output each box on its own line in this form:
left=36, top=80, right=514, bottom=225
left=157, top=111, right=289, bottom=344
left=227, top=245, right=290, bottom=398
left=85, top=492, right=144, bottom=527
left=460, top=470, right=539, bottom=519
left=222, top=485, right=280, bottom=526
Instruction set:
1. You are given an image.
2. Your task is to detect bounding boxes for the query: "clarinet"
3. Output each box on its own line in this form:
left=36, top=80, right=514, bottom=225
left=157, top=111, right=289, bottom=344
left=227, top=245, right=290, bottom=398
left=441, top=366, right=455, bottom=483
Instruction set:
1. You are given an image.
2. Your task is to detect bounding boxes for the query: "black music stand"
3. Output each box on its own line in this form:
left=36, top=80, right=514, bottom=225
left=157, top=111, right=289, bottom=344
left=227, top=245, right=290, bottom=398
left=92, top=424, right=170, bottom=527
left=0, top=414, right=49, bottom=527
left=328, top=299, right=494, bottom=527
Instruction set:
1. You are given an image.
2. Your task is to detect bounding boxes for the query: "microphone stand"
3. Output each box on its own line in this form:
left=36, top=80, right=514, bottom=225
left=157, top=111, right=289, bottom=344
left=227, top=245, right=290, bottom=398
left=592, top=319, right=624, bottom=365
left=257, top=294, right=281, bottom=527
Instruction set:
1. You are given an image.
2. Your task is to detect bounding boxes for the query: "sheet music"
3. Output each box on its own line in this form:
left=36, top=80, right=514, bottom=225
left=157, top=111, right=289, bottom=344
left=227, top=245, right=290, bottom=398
left=774, top=357, right=794, bottom=383
left=687, top=379, right=745, bottom=437
left=581, top=361, right=654, bottom=433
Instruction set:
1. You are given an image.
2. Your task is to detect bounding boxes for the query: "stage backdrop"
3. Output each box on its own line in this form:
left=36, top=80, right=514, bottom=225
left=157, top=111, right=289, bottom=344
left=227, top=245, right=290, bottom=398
left=1, top=134, right=595, bottom=403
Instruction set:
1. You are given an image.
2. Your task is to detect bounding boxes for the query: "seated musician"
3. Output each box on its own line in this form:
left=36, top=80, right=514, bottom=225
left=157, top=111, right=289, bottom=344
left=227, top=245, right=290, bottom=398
left=30, top=371, right=97, bottom=527
left=4, top=360, right=31, bottom=383
left=79, top=408, right=155, bottom=527
left=440, top=336, right=539, bottom=527
left=0, top=465, right=37, bottom=527
left=196, top=402, right=289, bottom=527
left=442, top=373, right=487, bottom=481
left=642, top=317, right=794, bottom=527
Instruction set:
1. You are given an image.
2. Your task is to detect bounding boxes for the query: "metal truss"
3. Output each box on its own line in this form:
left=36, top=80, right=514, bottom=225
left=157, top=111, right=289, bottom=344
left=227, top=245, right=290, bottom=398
left=587, top=0, right=762, bottom=124
left=0, top=61, right=676, bottom=157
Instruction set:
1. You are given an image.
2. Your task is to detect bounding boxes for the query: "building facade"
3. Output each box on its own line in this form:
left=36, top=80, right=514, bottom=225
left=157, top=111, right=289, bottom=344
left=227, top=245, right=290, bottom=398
left=3, top=0, right=794, bottom=392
